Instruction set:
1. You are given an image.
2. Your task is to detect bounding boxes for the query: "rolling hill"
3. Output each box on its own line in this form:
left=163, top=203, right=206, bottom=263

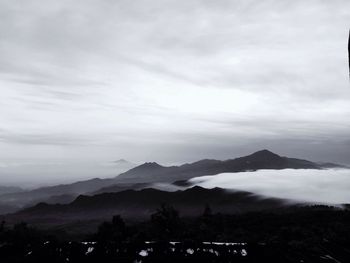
left=3, top=186, right=296, bottom=227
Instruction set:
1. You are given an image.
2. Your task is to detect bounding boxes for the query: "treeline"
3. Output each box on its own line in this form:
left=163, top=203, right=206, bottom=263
left=1, top=205, right=350, bottom=262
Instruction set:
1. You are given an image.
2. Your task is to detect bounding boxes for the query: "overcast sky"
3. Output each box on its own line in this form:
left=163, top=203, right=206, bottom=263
left=0, top=0, right=350, bottom=184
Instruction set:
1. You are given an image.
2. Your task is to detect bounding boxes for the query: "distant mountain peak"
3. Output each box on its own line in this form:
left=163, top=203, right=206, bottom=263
left=114, top=159, right=130, bottom=164
left=112, top=159, right=138, bottom=169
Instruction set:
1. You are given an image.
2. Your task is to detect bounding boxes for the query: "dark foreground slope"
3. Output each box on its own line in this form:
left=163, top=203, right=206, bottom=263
left=3, top=186, right=294, bottom=227
left=1, top=206, right=350, bottom=263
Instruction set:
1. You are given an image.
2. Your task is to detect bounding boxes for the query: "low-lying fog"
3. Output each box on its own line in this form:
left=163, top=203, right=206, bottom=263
left=0, top=160, right=136, bottom=188
left=189, top=169, right=350, bottom=205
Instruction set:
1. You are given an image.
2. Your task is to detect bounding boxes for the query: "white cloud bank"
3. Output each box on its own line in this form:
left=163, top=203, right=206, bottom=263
left=189, top=169, right=350, bottom=204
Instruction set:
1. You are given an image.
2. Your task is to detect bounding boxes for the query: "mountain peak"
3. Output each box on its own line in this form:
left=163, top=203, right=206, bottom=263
left=114, top=159, right=130, bottom=164
left=249, top=149, right=280, bottom=158
left=138, top=162, right=163, bottom=169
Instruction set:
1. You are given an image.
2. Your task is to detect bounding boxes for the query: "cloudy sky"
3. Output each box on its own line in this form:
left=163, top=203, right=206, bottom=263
left=0, top=0, right=350, bottom=184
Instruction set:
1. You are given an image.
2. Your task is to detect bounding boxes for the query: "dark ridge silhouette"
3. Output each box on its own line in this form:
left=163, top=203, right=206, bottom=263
left=3, top=186, right=295, bottom=226
left=0, top=150, right=342, bottom=213
left=90, top=182, right=151, bottom=195
left=0, top=203, right=19, bottom=215
left=44, top=194, right=77, bottom=204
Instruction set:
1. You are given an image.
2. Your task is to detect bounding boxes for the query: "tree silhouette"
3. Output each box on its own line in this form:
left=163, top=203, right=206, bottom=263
left=202, top=203, right=213, bottom=217
left=96, top=215, right=126, bottom=243
left=150, top=204, right=182, bottom=240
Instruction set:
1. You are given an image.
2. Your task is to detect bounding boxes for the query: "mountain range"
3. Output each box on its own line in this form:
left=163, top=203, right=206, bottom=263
left=114, top=149, right=325, bottom=184
left=0, top=150, right=344, bottom=214
left=2, top=186, right=294, bottom=230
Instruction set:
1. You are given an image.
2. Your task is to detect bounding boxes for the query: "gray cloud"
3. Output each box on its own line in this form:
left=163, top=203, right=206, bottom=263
left=0, top=0, right=350, bottom=185
left=0, top=132, right=94, bottom=146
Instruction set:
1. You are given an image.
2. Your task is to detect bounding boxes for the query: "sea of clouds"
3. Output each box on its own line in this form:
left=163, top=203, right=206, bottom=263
left=189, top=169, right=350, bottom=205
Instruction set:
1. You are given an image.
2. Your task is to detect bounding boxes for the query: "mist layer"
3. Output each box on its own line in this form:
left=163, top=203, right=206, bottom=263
left=190, top=169, right=350, bottom=204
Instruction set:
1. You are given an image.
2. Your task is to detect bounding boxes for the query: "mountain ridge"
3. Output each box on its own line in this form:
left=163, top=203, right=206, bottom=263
left=3, top=186, right=296, bottom=226
left=0, top=150, right=343, bottom=213
left=114, top=149, right=322, bottom=183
